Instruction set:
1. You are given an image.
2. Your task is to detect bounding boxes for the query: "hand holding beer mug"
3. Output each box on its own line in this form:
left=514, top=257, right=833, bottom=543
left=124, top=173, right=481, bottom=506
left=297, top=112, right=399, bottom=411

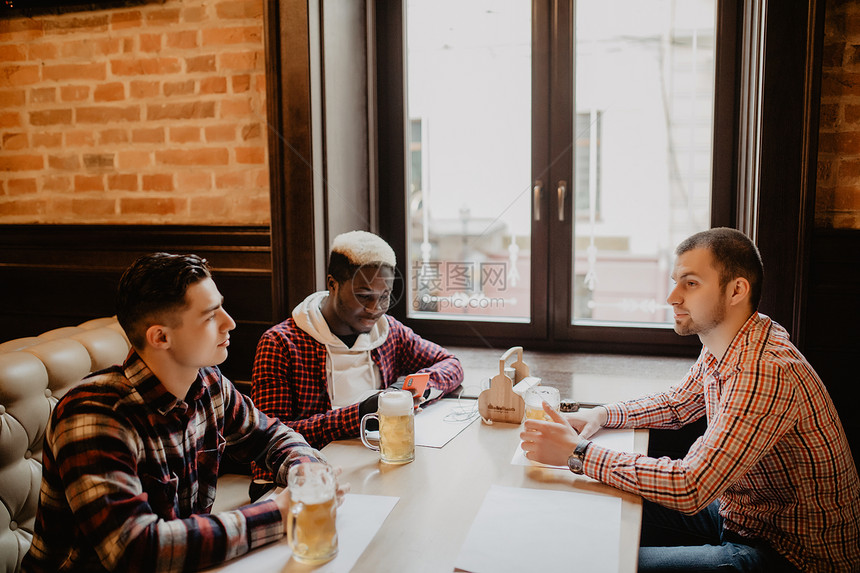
left=524, top=386, right=561, bottom=421
left=360, top=389, right=415, bottom=464
left=286, top=463, right=338, bottom=565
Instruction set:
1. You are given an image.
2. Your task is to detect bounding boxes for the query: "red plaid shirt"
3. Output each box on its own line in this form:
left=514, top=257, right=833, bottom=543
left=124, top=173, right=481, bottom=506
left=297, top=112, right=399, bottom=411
left=585, top=313, right=860, bottom=572
left=251, top=314, right=463, bottom=481
left=22, top=353, right=322, bottom=573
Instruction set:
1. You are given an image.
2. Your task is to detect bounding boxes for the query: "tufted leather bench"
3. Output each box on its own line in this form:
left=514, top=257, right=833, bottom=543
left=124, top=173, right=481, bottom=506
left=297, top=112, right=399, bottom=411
left=0, top=317, right=250, bottom=573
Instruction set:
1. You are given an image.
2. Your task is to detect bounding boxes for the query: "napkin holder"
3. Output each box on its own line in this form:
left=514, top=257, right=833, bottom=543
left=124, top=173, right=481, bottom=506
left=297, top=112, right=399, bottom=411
left=478, top=346, right=540, bottom=424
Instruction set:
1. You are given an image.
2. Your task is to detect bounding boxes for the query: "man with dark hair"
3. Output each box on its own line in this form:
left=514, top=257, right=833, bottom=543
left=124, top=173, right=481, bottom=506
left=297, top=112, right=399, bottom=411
left=520, top=228, right=859, bottom=572
left=23, top=253, right=331, bottom=572
left=250, top=231, right=463, bottom=498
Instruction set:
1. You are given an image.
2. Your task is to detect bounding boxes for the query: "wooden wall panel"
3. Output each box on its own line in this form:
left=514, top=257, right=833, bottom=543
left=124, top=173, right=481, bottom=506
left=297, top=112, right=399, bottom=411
left=804, top=229, right=859, bottom=460
left=0, top=224, right=273, bottom=385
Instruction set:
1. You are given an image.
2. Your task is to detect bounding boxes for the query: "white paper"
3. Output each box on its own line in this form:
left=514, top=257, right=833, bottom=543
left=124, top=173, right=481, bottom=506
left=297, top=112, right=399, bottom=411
left=456, top=485, right=621, bottom=573
left=212, top=493, right=398, bottom=572
left=414, top=397, right=480, bottom=448
left=511, top=428, right=636, bottom=469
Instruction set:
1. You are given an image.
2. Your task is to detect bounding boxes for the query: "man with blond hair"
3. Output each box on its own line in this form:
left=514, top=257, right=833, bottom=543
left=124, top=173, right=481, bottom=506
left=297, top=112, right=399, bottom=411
left=250, top=231, right=463, bottom=499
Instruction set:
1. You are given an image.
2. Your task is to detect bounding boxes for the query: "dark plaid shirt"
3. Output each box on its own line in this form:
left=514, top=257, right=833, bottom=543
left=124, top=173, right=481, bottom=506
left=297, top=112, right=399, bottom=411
left=22, top=352, right=321, bottom=573
left=251, top=314, right=463, bottom=481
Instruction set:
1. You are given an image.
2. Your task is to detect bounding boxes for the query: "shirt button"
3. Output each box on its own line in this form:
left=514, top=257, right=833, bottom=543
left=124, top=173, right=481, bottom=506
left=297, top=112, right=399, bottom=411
left=9, top=521, right=17, bottom=531
left=24, top=450, right=32, bottom=459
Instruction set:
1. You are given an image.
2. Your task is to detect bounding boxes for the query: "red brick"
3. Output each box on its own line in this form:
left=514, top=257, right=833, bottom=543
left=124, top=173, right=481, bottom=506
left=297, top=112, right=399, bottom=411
left=27, top=42, right=58, bottom=61
left=0, top=154, right=43, bottom=171
left=0, top=88, right=27, bottom=107
left=44, top=15, right=109, bottom=35
left=29, top=87, right=56, bottom=104
left=232, top=74, right=251, bottom=93
left=215, top=171, right=246, bottom=189
left=7, top=178, right=37, bottom=195
left=2, top=132, right=28, bottom=151
left=819, top=103, right=840, bottom=128
left=170, top=126, right=200, bottom=143
left=76, top=105, right=141, bottom=124
left=142, top=173, right=175, bottom=191
left=145, top=7, right=181, bottom=25
left=839, top=158, right=860, bottom=178
left=202, top=26, right=262, bottom=46
left=94, top=82, right=126, bottom=102
left=71, top=197, right=116, bottom=217
left=241, top=122, right=262, bottom=140
left=0, top=65, right=40, bottom=88
left=0, top=197, right=49, bottom=217
left=190, top=194, right=230, bottom=218
left=0, top=18, right=45, bottom=43
left=183, top=6, right=207, bottom=23
left=176, top=171, right=212, bottom=191
left=66, top=130, right=96, bottom=147
left=166, top=30, right=199, bottom=50
left=206, top=124, right=236, bottom=142
left=74, top=175, right=105, bottom=192
left=129, top=80, right=160, bottom=98
left=60, top=38, right=122, bottom=59
left=100, top=129, right=129, bottom=145
left=199, top=76, right=227, bottom=94
left=83, top=153, right=115, bottom=170
left=155, top=148, right=229, bottom=166
left=221, top=97, right=253, bottom=117
left=216, top=0, right=264, bottom=20
left=107, top=173, right=138, bottom=191
left=163, top=80, right=195, bottom=97
left=132, top=127, right=165, bottom=144
left=0, top=111, right=22, bottom=129
left=0, top=44, right=27, bottom=62
left=236, top=146, right=265, bottom=164
left=834, top=130, right=860, bottom=154
left=60, top=85, right=89, bottom=102
left=42, top=175, right=72, bottom=192
left=111, top=10, right=143, bottom=30
left=43, top=63, right=106, bottom=82
left=220, top=50, right=262, bottom=71
left=117, top=151, right=152, bottom=169
left=111, top=57, right=181, bottom=76
left=186, top=55, right=217, bottom=73
left=119, top=196, right=186, bottom=216
left=47, top=155, right=80, bottom=170
left=147, top=101, right=215, bottom=120
left=32, top=132, right=63, bottom=148
left=139, top=33, right=163, bottom=53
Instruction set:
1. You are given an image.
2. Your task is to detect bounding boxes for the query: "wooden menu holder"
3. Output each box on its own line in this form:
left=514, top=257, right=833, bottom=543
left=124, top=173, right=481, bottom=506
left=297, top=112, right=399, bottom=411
left=478, top=347, right=528, bottom=424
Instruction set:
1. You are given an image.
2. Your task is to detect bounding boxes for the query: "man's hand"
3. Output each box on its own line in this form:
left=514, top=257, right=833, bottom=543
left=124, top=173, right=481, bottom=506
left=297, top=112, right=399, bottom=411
left=520, top=402, right=585, bottom=466
left=561, top=404, right=607, bottom=440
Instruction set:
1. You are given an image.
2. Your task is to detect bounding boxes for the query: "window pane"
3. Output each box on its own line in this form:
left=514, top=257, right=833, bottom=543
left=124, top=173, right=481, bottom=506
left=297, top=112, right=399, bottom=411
left=573, top=0, right=716, bottom=326
left=405, top=0, right=532, bottom=322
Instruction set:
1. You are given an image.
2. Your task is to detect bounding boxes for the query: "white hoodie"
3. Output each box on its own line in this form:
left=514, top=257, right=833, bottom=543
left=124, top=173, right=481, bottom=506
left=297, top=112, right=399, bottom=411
left=292, top=291, right=390, bottom=408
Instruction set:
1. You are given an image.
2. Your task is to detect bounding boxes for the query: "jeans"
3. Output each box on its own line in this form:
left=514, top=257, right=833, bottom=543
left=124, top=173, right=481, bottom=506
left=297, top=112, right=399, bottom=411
left=638, top=500, right=800, bottom=573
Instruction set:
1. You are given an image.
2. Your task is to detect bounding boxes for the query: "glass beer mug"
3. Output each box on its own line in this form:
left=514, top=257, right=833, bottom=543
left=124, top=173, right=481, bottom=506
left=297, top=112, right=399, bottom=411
left=360, top=389, right=415, bottom=464
left=524, top=386, right=561, bottom=421
left=286, top=463, right=338, bottom=565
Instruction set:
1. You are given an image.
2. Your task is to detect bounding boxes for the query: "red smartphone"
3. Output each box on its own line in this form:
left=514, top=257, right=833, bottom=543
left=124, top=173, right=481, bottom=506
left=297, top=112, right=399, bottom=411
left=402, top=372, right=430, bottom=398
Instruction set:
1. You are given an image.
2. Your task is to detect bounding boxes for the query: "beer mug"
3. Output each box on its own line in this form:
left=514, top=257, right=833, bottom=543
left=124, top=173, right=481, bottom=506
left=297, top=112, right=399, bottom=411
left=360, top=389, right=415, bottom=464
left=286, top=463, right=338, bottom=565
left=524, top=386, right=561, bottom=421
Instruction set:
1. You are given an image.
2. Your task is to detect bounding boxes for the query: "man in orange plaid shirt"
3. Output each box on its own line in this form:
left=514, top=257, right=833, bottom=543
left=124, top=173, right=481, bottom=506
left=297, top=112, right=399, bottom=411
left=521, top=228, right=859, bottom=572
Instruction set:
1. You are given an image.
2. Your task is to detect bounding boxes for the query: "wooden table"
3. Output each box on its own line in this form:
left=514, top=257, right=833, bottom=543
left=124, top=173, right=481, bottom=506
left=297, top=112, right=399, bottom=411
left=321, top=404, right=647, bottom=573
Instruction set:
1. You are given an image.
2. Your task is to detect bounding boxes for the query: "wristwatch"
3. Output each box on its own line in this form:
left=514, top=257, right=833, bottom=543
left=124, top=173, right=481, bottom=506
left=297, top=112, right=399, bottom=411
left=567, top=438, right=591, bottom=475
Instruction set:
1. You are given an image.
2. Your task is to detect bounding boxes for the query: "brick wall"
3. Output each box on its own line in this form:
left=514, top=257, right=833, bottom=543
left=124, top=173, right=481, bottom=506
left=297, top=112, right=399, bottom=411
left=817, top=0, right=860, bottom=229
left=0, top=0, right=270, bottom=225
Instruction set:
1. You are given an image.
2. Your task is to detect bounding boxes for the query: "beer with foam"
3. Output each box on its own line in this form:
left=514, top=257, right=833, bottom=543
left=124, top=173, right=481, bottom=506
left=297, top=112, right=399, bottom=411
left=286, top=464, right=338, bottom=564
left=361, top=389, right=415, bottom=464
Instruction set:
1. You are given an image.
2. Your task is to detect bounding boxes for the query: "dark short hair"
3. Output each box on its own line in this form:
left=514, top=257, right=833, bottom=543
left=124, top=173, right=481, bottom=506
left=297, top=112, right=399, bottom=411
left=116, top=253, right=212, bottom=349
left=327, top=251, right=393, bottom=284
left=675, top=227, right=764, bottom=310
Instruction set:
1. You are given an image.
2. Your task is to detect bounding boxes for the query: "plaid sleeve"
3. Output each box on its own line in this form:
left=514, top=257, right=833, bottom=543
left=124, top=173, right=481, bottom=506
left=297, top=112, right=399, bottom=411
left=251, top=324, right=358, bottom=483
left=376, top=317, right=464, bottom=395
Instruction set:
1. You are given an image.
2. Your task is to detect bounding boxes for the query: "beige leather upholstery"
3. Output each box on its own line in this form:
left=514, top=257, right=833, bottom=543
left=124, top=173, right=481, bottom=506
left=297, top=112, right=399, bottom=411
left=0, top=317, right=250, bottom=573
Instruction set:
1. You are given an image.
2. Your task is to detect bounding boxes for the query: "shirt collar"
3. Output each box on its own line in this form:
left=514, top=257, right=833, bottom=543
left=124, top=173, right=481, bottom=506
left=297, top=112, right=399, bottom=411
left=122, top=352, right=206, bottom=417
left=703, top=312, right=763, bottom=375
